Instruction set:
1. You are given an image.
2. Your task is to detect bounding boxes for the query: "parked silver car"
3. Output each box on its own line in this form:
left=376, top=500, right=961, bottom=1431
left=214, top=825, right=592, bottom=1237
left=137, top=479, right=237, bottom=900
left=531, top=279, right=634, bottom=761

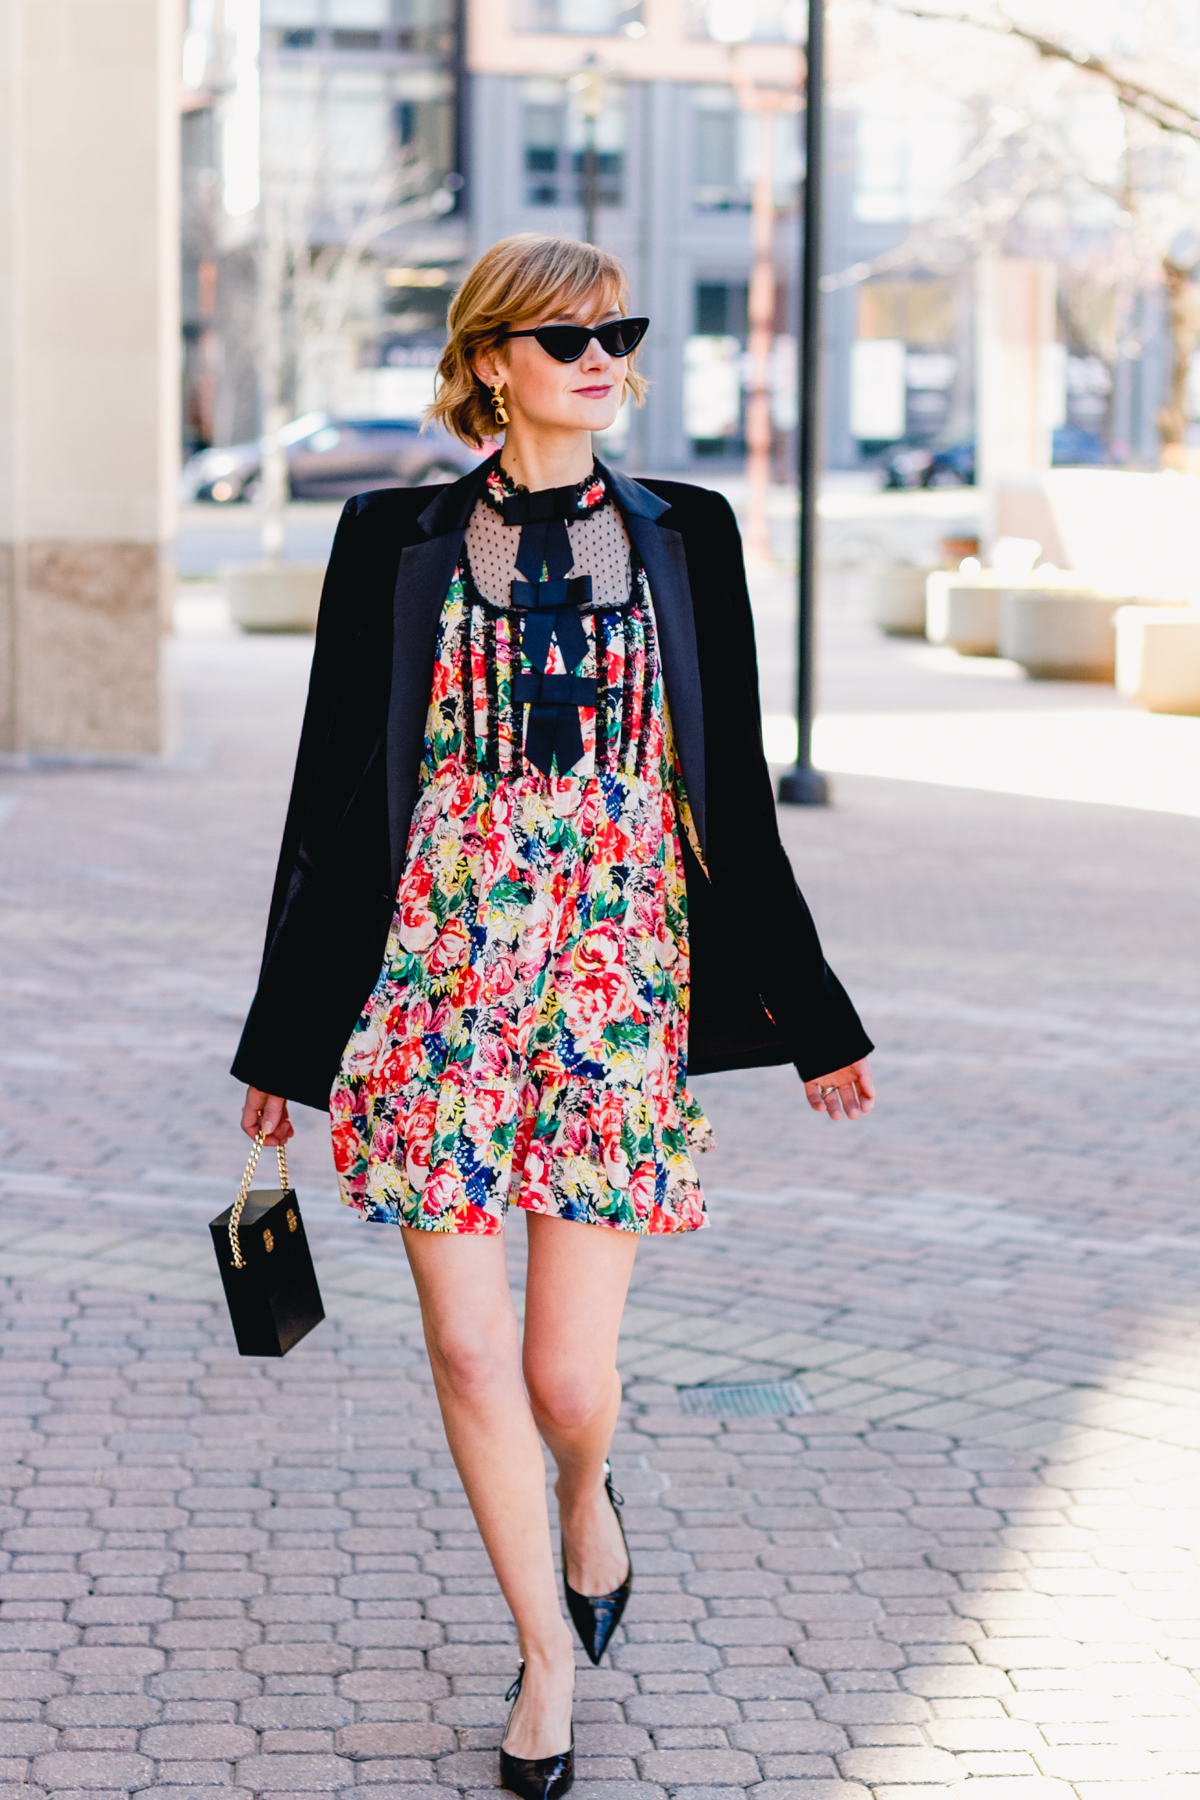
left=180, top=412, right=490, bottom=503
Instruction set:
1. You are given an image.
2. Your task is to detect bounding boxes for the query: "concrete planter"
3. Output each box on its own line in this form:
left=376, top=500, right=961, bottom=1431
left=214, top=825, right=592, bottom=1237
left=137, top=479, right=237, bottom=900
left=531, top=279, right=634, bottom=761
left=221, top=561, right=325, bottom=633
left=867, top=563, right=936, bottom=636
left=925, top=571, right=1003, bottom=655
left=1114, top=606, right=1200, bottom=714
left=998, top=587, right=1138, bottom=680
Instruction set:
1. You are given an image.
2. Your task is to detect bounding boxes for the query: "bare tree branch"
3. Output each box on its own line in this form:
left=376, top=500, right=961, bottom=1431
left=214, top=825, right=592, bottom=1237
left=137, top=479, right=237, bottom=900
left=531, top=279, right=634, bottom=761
left=821, top=161, right=1042, bottom=290
left=875, top=1, right=1200, bottom=143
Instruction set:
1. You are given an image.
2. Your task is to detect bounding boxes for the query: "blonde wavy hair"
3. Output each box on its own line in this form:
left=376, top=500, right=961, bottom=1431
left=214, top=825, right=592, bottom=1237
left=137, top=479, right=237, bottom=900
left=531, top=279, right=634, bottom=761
left=426, top=234, right=648, bottom=449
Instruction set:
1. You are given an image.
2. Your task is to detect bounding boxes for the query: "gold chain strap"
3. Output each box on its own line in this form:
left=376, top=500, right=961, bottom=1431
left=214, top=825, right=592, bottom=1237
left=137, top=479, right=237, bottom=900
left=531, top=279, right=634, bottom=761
left=229, top=1132, right=290, bottom=1271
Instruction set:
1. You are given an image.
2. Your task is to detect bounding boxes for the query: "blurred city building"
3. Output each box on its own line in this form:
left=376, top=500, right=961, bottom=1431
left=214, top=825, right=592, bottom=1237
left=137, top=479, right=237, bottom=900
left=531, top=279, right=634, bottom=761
left=6, top=2, right=1199, bottom=756
left=180, top=0, right=466, bottom=458
left=820, top=59, right=1173, bottom=477
left=179, top=0, right=807, bottom=477
left=176, top=0, right=1196, bottom=487
left=465, top=0, right=803, bottom=473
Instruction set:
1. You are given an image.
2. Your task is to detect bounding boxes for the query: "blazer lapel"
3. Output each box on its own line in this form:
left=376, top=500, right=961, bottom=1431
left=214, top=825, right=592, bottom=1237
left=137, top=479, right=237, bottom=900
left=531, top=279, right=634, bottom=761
left=602, top=463, right=708, bottom=858
left=386, top=459, right=494, bottom=889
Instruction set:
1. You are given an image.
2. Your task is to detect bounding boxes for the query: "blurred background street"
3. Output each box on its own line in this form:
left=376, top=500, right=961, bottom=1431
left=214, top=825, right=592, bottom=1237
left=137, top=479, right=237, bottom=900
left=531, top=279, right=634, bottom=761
left=4, top=2, right=1200, bottom=1798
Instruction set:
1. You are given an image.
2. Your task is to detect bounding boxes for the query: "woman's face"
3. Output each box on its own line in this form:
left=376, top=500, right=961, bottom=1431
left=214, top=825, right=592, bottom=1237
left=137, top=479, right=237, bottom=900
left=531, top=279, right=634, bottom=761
left=475, top=291, right=628, bottom=436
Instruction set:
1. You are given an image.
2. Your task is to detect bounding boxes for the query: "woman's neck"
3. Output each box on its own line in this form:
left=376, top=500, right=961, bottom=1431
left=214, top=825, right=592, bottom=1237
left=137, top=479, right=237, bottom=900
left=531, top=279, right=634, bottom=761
left=498, top=423, right=594, bottom=494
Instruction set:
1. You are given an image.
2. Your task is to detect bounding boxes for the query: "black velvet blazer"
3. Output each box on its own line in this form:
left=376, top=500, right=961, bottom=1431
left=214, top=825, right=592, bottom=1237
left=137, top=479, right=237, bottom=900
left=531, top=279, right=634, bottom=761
left=231, top=458, right=873, bottom=1111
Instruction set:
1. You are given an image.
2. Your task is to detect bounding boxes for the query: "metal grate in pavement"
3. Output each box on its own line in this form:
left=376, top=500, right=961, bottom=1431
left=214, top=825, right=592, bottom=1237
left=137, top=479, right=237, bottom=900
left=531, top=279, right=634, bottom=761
left=678, top=1378, right=814, bottom=1418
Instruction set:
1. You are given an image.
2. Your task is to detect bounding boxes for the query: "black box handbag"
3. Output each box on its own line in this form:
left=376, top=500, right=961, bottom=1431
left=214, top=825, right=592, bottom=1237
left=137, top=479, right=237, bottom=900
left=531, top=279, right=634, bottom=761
left=210, top=1134, right=325, bottom=1356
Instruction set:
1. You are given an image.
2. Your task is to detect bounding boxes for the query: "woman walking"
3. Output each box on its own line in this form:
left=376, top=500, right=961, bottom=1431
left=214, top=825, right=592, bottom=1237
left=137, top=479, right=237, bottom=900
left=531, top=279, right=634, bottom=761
left=233, top=233, right=873, bottom=1799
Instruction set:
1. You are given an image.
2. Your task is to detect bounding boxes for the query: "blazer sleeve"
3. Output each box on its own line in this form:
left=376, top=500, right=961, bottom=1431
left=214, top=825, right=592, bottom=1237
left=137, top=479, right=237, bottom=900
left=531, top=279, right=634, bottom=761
left=682, top=490, right=875, bottom=1080
left=231, top=498, right=397, bottom=1108
left=257, top=500, right=368, bottom=957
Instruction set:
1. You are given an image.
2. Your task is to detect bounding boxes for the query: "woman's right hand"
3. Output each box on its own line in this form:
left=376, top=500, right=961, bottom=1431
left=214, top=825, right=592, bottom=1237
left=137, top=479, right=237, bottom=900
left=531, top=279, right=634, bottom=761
left=241, top=1086, right=294, bottom=1147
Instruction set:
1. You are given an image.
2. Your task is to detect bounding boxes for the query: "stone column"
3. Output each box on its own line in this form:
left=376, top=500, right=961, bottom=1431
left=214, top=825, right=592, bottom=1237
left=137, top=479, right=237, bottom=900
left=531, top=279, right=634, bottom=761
left=0, top=0, right=178, bottom=757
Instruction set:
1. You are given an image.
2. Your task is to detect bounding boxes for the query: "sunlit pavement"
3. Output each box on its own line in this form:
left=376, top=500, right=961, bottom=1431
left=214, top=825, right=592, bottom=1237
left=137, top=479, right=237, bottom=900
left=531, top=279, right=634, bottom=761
left=0, top=536, right=1198, bottom=1799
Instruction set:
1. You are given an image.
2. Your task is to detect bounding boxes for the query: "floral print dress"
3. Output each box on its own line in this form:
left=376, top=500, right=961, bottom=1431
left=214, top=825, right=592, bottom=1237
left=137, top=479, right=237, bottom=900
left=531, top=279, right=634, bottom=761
left=330, top=463, right=712, bottom=1234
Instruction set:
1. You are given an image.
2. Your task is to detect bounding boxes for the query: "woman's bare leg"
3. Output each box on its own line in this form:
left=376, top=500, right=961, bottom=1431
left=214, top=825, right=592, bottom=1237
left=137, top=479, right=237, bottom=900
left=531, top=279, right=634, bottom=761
left=522, top=1213, right=638, bottom=1597
left=401, top=1230, right=574, bottom=1760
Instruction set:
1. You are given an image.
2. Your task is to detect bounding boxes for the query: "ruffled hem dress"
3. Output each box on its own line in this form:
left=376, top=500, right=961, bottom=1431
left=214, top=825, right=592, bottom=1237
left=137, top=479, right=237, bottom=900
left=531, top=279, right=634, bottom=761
left=329, top=459, right=713, bottom=1234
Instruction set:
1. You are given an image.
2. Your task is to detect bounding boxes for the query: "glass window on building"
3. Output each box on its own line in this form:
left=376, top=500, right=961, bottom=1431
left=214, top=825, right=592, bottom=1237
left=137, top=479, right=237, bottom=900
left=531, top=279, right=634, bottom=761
left=695, top=282, right=748, bottom=339
left=263, top=61, right=321, bottom=188
left=393, top=0, right=456, bottom=51
left=692, top=86, right=754, bottom=211
left=392, top=66, right=455, bottom=184
left=262, top=0, right=454, bottom=52
left=686, top=282, right=748, bottom=455
left=263, top=0, right=447, bottom=15
left=328, top=0, right=389, bottom=19
left=328, top=0, right=387, bottom=40
left=854, top=282, right=958, bottom=445
left=693, top=93, right=797, bottom=212
left=264, top=60, right=453, bottom=203
left=522, top=83, right=563, bottom=206
left=522, top=77, right=626, bottom=210
left=686, top=0, right=804, bottom=40
left=513, top=0, right=644, bottom=33
left=523, top=81, right=566, bottom=205
left=262, top=0, right=320, bottom=21
left=327, top=69, right=400, bottom=191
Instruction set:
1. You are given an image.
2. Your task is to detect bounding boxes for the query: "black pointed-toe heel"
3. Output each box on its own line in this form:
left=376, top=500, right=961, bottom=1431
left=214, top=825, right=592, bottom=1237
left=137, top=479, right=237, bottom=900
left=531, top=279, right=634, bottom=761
left=562, top=1463, right=633, bottom=1666
left=498, top=1662, right=575, bottom=1800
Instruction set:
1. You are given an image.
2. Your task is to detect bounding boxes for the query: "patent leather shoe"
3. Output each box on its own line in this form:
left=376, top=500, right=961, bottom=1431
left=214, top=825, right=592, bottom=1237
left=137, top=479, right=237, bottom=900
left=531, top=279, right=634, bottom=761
left=498, top=1662, right=574, bottom=1800
left=562, top=1464, right=632, bottom=1666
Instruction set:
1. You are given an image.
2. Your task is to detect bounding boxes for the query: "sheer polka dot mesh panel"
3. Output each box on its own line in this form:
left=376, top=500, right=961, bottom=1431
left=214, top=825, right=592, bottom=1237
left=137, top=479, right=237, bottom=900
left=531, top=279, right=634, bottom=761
left=464, top=496, right=633, bottom=608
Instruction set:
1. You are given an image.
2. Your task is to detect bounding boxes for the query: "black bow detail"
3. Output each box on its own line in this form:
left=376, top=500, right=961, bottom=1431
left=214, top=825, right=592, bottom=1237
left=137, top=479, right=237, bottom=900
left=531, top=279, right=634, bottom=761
left=491, top=472, right=611, bottom=777
left=510, top=575, right=593, bottom=608
left=507, top=500, right=595, bottom=775
left=499, top=486, right=584, bottom=526
left=510, top=576, right=592, bottom=676
left=512, top=672, right=598, bottom=776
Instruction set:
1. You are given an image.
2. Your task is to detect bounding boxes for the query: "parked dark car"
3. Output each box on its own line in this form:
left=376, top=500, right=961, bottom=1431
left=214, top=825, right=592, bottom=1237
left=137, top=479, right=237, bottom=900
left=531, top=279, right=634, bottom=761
left=883, top=439, right=975, bottom=489
left=180, top=412, right=490, bottom=504
left=881, top=425, right=1108, bottom=491
left=1051, top=423, right=1107, bottom=465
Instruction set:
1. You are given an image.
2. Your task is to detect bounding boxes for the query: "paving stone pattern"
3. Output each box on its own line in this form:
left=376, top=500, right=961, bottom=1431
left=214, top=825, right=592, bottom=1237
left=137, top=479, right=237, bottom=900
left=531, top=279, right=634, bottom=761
left=1, top=602, right=1199, bottom=1800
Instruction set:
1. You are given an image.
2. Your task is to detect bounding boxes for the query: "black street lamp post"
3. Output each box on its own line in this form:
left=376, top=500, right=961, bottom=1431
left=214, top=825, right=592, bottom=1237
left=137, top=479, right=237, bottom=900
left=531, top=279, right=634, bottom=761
left=576, top=61, right=604, bottom=245
left=582, top=115, right=599, bottom=245
left=778, top=0, right=829, bottom=806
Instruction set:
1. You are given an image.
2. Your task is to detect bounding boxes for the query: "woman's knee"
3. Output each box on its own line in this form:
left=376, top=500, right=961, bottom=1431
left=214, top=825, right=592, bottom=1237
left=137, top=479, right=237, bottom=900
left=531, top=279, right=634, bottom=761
left=526, top=1361, right=614, bottom=1436
left=427, top=1319, right=514, bottom=1405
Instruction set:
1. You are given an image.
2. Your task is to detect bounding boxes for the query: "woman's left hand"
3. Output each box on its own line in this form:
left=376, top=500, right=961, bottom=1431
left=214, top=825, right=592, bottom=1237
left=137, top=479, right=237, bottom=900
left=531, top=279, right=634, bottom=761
left=805, top=1058, right=875, bottom=1122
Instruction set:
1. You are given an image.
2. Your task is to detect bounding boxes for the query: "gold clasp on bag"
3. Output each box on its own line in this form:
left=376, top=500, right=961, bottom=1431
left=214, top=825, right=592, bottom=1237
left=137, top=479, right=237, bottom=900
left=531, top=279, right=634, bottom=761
left=229, top=1132, right=290, bottom=1271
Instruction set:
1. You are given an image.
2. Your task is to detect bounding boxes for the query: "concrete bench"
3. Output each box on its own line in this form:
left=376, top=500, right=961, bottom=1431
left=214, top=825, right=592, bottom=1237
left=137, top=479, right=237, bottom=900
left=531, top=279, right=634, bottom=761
left=925, top=571, right=1005, bottom=655
left=997, top=587, right=1134, bottom=680
left=221, top=561, right=325, bottom=632
left=1114, top=606, right=1200, bottom=714
left=998, top=587, right=1187, bottom=680
left=868, top=563, right=936, bottom=636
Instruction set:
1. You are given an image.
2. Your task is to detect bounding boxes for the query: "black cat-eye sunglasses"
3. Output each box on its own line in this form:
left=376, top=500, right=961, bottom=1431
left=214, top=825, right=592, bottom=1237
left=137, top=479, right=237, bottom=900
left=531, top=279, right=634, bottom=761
left=501, top=317, right=649, bottom=364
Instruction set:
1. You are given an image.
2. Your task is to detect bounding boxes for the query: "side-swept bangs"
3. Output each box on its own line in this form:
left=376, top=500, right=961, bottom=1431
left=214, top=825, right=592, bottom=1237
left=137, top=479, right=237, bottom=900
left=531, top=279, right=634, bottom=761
left=426, top=233, right=648, bottom=449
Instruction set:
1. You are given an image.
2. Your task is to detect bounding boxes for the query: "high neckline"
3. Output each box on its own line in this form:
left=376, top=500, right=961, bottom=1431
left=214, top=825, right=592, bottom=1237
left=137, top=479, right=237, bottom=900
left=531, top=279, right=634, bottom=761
left=483, top=458, right=608, bottom=521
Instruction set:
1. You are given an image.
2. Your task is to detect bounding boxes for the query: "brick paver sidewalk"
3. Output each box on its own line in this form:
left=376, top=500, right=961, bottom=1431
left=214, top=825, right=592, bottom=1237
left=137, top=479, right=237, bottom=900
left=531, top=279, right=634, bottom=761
left=1, top=595, right=1198, bottom=1800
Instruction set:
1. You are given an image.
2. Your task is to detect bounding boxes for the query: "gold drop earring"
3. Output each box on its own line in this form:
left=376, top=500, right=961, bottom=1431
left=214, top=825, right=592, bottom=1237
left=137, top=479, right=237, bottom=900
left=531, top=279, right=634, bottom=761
left=489, top=382, right=510, bottom=427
